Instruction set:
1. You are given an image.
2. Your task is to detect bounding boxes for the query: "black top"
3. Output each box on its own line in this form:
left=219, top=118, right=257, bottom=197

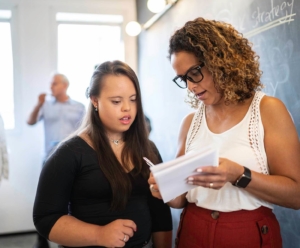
left=33, top=136, right=172, bottom=248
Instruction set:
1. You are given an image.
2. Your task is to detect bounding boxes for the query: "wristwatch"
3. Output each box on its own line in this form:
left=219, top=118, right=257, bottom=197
left=233, top=166, right=252, bottom=188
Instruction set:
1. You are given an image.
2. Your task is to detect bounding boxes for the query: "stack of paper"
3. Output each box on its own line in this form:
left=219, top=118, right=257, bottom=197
left=150, top=147, right=219, bottom=203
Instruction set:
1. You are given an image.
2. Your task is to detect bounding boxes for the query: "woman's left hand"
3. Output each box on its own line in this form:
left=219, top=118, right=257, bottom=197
left=148, top=172, right=163, bottom=199
left=186, top=157, right=244, bottom=190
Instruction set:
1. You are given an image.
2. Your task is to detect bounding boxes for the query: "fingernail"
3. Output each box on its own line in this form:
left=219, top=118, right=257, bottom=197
left=187, top=181, right=194, bottom=185
left=197, top=169, right=202, bottom=172
left=187, top=177, right=194, bottom=181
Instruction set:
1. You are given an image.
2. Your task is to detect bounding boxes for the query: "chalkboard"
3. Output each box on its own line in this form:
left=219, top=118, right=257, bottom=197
left=246, top=0, right=300, bottom=137
left=138, top=0, right=300, bottom=247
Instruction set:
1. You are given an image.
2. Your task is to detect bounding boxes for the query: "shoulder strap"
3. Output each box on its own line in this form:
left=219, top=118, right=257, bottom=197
left=248, top=91, right=269, bottom=174
left=185, top=103, right=205, bottom=153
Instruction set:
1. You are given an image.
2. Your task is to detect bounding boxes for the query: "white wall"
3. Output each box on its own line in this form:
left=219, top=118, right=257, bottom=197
left=0, top=0, right=137, bottom=234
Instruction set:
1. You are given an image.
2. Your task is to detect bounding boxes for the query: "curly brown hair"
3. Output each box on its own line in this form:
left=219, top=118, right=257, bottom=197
left=168, top=17, right=263, bottom=107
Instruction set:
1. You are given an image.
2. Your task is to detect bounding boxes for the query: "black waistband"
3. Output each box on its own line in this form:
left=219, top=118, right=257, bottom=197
left=58, top=239, right=151, bottom=248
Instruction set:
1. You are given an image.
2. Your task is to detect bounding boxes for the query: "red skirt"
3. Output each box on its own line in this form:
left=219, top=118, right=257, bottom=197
left=176, top=203, right=282, bottom=248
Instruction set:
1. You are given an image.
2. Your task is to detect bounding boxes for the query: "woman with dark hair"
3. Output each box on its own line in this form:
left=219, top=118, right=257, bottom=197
left=33, top=60, right=172, bottom=248
left=149, top=18, right=300, bottom=247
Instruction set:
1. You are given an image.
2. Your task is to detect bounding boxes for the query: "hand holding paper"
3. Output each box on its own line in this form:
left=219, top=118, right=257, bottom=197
left=149, top=147, right=219, bottom=203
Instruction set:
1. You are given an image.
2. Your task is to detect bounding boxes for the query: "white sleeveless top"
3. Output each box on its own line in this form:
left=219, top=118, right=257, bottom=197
left=185, top=91, right=273, bottom=211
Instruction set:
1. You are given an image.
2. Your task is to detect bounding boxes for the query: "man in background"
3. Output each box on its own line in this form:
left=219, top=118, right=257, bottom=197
left=27, top=73, right=85, bottom=248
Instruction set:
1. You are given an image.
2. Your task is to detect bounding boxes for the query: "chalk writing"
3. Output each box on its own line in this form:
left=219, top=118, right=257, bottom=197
left=251, top=0, right=295, bottom=28
left=243, top=0, right=296, bottom=37
left=245, top=14, right=295, bottom=37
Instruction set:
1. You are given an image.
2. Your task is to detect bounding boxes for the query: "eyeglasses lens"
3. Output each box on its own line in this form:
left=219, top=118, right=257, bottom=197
left=186, top=67, right=203, bottom=83
left=174, top=77, right=186, bottom=88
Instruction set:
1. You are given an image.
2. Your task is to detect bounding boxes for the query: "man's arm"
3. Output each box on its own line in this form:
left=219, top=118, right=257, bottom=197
left=27, top=93, right=46, bottom=125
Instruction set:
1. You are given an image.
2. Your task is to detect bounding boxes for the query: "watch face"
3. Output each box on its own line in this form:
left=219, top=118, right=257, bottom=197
left=236, top=175, right=251, bottom=188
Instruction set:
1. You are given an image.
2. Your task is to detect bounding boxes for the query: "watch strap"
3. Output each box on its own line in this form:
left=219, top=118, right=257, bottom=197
left=233, top=166, right=252, bottom=188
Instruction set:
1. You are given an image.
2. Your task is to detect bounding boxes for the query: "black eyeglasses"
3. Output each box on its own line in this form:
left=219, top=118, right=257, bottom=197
left=172, top=63, right=205, bottom=89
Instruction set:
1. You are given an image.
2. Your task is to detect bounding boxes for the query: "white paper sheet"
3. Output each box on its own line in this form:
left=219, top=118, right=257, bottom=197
left=150, top=147, right=219, bottom=203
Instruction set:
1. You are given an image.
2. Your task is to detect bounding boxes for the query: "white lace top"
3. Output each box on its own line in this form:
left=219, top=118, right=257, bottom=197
left=185, top=91, right=272, bottom=211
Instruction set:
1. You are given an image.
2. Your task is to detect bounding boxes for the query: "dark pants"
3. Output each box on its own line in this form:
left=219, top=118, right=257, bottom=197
left=35, top=232, right=49, bottom=248
left=176, top=203, right=282, bottom=248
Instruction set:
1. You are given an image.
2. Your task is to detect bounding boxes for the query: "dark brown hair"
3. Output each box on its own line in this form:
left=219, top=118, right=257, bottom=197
left=168, top=17, right=263, bottom=107
left=81, top=60, right=159, bottom=210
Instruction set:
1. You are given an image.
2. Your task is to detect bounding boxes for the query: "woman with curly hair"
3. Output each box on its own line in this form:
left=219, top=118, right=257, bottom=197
left=148, top=18, right=300, bottom=247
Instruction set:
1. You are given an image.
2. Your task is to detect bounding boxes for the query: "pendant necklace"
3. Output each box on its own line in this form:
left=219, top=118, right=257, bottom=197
left=110, top=138, right=123, bottom=146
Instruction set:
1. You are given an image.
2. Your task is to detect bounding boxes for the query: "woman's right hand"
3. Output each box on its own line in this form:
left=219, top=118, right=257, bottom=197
left=148, top=172, right=163, bottom=199
left=96, top=219, right=136, bottom=247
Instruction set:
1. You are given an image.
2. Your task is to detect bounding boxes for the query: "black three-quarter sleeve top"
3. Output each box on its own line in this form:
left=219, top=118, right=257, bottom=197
left=33, top=136, right=172, bottom=248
